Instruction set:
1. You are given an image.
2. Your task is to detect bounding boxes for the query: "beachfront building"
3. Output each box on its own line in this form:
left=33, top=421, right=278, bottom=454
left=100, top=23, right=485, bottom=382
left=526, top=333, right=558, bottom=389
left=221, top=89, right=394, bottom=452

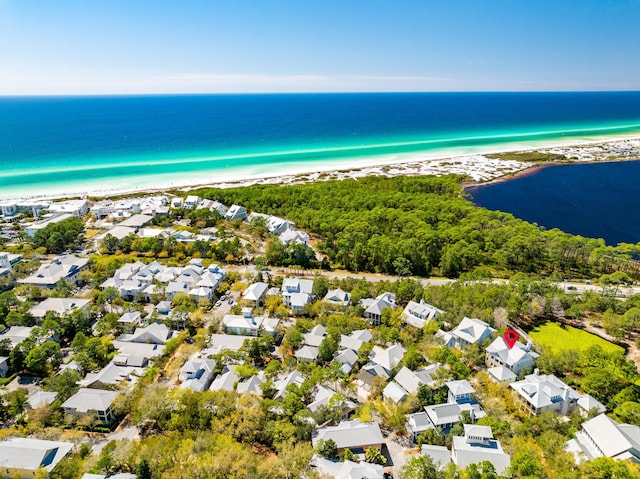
left=47, top=199, right=89, bottom=217
left=402, top=300, right=444, bottom=328
left=19, top=254, right=90, bottom=289
left=225, top=204, right=247, bottom=221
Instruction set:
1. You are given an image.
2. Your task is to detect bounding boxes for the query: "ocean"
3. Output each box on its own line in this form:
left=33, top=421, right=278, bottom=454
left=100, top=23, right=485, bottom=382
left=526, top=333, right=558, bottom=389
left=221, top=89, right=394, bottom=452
left=467, top=160, right=640, bottom=246
left=1, top=92, right=640, bottom=201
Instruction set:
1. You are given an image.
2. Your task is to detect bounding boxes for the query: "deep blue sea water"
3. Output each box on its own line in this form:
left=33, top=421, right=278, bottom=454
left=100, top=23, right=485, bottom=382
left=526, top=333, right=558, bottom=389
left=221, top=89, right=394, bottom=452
left=468, top=161, right=640, bottom=245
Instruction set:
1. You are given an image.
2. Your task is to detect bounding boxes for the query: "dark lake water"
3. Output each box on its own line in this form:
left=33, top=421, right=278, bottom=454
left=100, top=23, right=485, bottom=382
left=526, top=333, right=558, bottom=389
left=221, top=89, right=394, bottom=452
left=467, top=160, right=640, bottom=246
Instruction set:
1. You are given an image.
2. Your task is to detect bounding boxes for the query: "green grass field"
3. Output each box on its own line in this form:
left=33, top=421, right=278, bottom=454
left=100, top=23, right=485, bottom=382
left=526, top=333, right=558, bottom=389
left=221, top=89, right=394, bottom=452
left=529, top=322, right=624, bottom=355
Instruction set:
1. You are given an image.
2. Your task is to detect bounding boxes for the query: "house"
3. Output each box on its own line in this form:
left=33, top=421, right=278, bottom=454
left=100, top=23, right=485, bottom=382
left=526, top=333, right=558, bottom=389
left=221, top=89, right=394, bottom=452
left=203, top=334, right=249, bottom=356
left=48, top=199, right=89, bottom=217
left=273, top=371, right=305, bottom=400
left=303, top=324, right=327, bottom=347
left=209, top=201, right=228, bottom=217
left=424, top=403, right=465, bottom=431
left=310, top=456, right=385, bottom=479
left=281, top=277, right=314, bottom=312
left=0, top=326, right=36, bottom=350
left=265, top=215, right=295, bottom=235
left=487, top=366, right=517, bottom=383
left=237, top=373, right=266, bottom=395
left=510, top=372, right=581, bottom=416
left=420, top=445, right=452, bottom=468
left=355, top=364, right=390, bottom=401
left=189, top=286, right=214, bottom=302
left=243, top=282, right=269, bottom=306
left=324, top=288, right=351, bottom=306
left=334, top=348, right=358, bottom=374
left=184, top=195, right=200, bottom=209
left=295, top=345, right=320, bottom=363
left=279, top=229, right=310, bottom=246
left=209, top=369, right=239, bottom=392
left=225, top=204, right=247, bottom=221
left=446, top=379, right=476, bottom=404
left=338, top=329, right=372, bottom=352
left=448, top=317, right=495, bottom=348
left=391, top=364, right=441, bottom=397
left=179, top=358, right=216, bottom=392
left=24, top=213, right=75, bottom=238
left=369, top=344, right=406, bottom=375
left=0, top=438, right=74, bottom=478
left=360, top=292, right=396, bottom=326
left=402, top=300, right=444, bottom=328
left=407, top=411, right=434, bottom=443
left=222, top=308, right=279, bottom=336
left=485, top=336, right=539, bottom=375
left=450, top=425, right=511, bottom=475
left=29, top=297, right=91, bottom=324
left=312, top=419, right=384, bottom=454
left=118, top=214, right=153, bottom=231
left=117, top=312, right=142, bottom=333
left=577, top=394, right=607, bottom=416
left=62, top=388, right=120, bottom=424
left=566, top=413, right=640, bottom=464
left=19, top=255, right=89, bottom=289
left=118, top=322, right=174, bottom=346
left=80, top=362, right=145, bottom=389
left=383, top=381, right=409, bottom=404
left=26, top=391, right=58, bottom=410
left=307, top=385, right=356, bottom=417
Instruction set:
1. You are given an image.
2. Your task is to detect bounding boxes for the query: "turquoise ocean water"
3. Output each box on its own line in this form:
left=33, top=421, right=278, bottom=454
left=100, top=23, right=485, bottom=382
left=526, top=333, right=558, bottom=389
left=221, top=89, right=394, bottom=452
left=1, top=92, right=640, bottom=199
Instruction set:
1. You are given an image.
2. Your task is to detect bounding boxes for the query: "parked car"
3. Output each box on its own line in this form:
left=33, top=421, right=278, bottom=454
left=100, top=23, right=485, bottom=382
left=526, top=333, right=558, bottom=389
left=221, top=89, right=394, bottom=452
left=215, top=301, right=222, bottom=307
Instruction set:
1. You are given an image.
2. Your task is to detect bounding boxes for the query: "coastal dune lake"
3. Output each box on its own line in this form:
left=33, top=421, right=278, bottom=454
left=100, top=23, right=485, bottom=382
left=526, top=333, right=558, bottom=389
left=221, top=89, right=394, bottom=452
left=467, top=160, right=640, bottom=246
left=1, top=92, right=640, bottom=198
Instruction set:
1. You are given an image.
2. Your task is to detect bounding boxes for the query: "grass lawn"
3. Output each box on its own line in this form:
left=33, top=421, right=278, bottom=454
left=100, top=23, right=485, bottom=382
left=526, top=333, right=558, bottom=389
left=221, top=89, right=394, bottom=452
left=530, top=322, right=624, bottom=355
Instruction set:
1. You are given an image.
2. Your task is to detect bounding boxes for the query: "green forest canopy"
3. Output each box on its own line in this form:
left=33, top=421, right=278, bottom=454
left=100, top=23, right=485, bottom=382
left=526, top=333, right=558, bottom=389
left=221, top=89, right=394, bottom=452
left=195, top=175, right=640, bottom=278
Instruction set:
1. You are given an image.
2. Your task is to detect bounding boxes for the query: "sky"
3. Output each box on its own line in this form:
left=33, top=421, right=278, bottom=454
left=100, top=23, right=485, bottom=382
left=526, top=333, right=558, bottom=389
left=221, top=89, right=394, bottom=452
left=0, top=0, right=639, bottom=94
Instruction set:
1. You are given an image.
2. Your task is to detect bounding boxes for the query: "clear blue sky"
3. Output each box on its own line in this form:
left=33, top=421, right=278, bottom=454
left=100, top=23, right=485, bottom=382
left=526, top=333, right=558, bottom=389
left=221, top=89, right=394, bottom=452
left=1, top=0, right=639, bottom=94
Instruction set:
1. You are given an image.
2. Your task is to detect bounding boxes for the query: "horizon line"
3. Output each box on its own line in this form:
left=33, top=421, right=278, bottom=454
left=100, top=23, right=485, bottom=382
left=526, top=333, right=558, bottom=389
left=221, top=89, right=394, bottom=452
left=1, top=89, right=640, bottom=98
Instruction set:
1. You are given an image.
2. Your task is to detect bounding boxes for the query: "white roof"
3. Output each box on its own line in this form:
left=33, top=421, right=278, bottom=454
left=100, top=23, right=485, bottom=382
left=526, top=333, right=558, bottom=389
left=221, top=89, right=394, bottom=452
left=209, top=370, right=239, bottom=392
left=243, top=282, right=268, bottom=301
left=394, top=366, right=425, bottom=395
left=27, top=391, right=58, bottom=409
left=487, top=366, right=517, bottom=382
left=446, top=379, right=475, bottom=397
left=62, top=388, right=119, bottom=413
left=119, top=214, right=153, bottom=228
left=510, top=373, right=580, bottom=410
left=421, top=445, right=452, bottom=467
left=452, top=432, right=511, bottom=475
left=369, top=344, right=406, bottom=372
left=402, top=300, right=444, bottom=327
left=19, top=255, right=88, bottom=286
left=311, top=456, right=385, bottom=479
left=450, top=317, right=495, bottom=345
left=486, top=336, right=539, bottom=369
left=0, top=438, right=74, bottom=472
left=282, top=277, right=314, bottom=294
left=295, top=345, right=319, bottom=361
left=581, top=413, right=640, bottom=459
left=30, top=297, right=90, bottom=318
left=206, top=334, right=248, bottom=354
left=312, top=419, right=384, bottom=450
left=383, top=381, right=408, bottom=403
left=324, top=288, right=350, bottom=304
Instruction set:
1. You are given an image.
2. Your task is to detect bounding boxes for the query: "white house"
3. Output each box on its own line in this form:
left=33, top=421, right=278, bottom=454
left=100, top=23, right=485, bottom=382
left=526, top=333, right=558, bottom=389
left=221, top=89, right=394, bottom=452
left=510, top=372, right=581, bottom=416
left=179, top=358, right=216, bottom=392
left=359, top=292, right=396, bottom=326
left=485, top=336, right=539, bottom=375
left=451, top=425, right=511, bottom=475
left=225, top=204, right=247, bottom=221
left=566, top=413, right=640, bottom=464
left=402, top=300, right=444, bottom=328
left=0, top=438, right=74, bottom=478
left=279, top=229, right=310, bottom=246
left=448, top=317, right=495, bottom=348
left=243, top=282, right=269, bottom=306
left=324, top=288, right=351, bottom=306
left=369, top=344, right=406, bottom=375
left=281, top=277, right=314, bottom=312
left=222, top=308, right=279, bottom=336
left=312, top=419, right=384, bottom=454
left=30, top=297, right=91, bottom=323
left=19, top=255, right=89, bottom=289
left=62, top=388, right=120, bottom=424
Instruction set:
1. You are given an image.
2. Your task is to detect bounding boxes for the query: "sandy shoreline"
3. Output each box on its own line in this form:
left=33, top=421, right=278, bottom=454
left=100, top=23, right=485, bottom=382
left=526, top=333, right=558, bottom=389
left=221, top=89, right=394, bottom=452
left=7, top=134, right=640, bottom=202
